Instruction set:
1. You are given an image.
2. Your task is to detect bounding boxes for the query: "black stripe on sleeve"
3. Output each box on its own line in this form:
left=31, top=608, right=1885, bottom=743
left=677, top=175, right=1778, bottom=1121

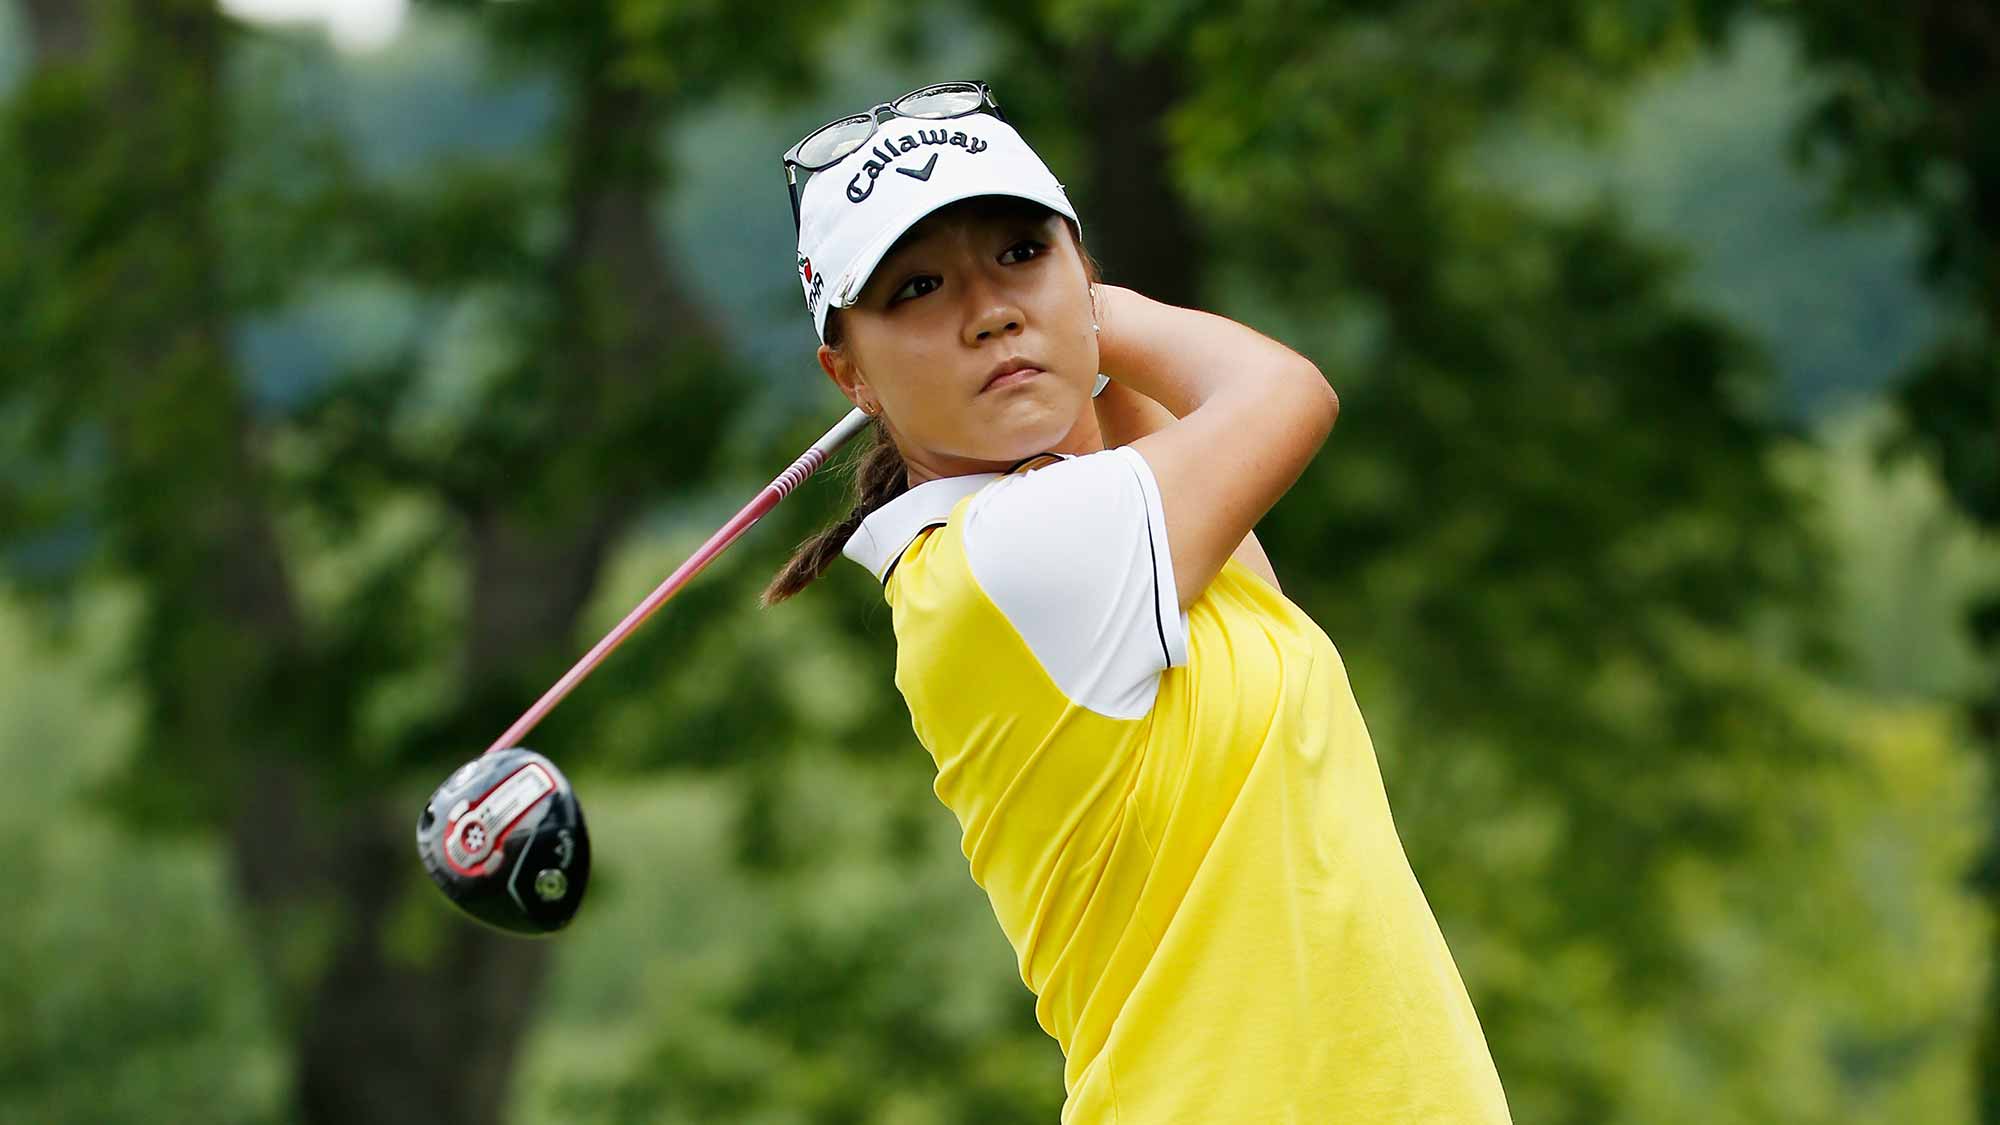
left=1138, top=482, right=1172, bottom=667
left=879, top=520, right=947, bottom=588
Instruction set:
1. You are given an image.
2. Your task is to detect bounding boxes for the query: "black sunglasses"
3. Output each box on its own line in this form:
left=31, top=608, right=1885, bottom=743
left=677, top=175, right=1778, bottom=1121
left=781, top=80, right=1005, bottom=231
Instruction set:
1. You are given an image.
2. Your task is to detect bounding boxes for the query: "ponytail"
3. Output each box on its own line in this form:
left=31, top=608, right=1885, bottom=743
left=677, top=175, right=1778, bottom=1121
left=762, top=406, right=908, bottom=606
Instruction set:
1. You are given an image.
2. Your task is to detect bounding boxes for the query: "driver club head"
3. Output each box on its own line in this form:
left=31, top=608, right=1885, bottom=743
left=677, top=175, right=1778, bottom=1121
left=416, top=747, right=590, bottom=936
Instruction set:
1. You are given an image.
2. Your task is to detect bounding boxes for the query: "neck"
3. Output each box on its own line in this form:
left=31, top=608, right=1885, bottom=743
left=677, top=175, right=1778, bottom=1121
left=898, top=409, right=1107, bottom=487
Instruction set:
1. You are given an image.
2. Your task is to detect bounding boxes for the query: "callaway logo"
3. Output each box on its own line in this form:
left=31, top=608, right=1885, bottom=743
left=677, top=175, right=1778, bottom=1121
left=847, top=129, right=990, bottom=203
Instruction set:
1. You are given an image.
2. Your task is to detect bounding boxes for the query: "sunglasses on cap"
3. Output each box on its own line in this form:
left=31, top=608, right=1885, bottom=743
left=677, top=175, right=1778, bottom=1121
left=781, top=80, right=1006, bottom=231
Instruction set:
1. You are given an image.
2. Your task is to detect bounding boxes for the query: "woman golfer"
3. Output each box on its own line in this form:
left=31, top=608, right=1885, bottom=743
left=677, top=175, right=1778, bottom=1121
left=768, top=82, right=1511, bottom=1123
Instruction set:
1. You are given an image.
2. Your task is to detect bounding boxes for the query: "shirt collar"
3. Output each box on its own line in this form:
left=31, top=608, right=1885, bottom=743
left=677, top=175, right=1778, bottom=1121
left=843, top=473, right=998, bottom=582
left=841, top=453, right=1075, bottom=583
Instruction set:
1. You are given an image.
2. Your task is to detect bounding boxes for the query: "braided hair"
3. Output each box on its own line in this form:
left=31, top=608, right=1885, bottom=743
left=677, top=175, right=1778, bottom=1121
left=761, top=307, right=911, bottom=606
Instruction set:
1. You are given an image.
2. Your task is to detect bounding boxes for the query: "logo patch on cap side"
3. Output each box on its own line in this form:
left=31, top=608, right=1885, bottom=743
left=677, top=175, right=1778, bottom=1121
left=846, top=129, right=990, bottom=204
left=797, top=253, right=824, bottom=316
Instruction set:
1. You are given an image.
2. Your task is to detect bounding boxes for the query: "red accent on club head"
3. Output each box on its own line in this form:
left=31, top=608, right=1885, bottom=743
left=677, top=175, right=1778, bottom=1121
left=440, top=763, right=557, bottom=877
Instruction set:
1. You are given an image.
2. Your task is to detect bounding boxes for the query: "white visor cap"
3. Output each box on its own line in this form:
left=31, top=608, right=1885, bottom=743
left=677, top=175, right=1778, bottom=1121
left=794, top=113, right=1080, bottom=342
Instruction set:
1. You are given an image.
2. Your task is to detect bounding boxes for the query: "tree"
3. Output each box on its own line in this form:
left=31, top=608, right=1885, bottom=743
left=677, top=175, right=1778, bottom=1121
left=0, top=0, right=814, bottom=1119
left=955, top=3, right=1837, bottom=1117
left=5, top=1, right=1982, bottom=1121
left=562, top=2, right=1891, bottom=1119
left=1734, top=3, right=2000, bottom=1116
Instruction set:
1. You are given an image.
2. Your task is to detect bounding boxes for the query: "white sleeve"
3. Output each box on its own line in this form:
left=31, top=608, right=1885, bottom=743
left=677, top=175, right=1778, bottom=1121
left=961, top=446, right=1189, bottom=719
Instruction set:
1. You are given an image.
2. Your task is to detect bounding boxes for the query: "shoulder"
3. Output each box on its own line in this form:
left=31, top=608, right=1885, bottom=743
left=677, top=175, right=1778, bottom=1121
left=841, top=449, right=1159, bottom=583
left=844, top=450, right=1191, bottom=718
left=842, top=471, right=1000, bottom=584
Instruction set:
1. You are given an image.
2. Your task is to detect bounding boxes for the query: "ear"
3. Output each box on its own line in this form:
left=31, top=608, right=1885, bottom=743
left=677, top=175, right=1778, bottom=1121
left=818, top=343, right=871, bottom=412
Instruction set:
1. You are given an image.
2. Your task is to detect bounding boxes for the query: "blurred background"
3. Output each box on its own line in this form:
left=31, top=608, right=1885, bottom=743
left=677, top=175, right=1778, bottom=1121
left=2, top=0, right=1996, bottom=1122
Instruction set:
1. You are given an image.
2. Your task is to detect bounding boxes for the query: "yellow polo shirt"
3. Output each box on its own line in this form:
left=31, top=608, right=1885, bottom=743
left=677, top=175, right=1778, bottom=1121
left=845, top=447, right=1510, bottom=1123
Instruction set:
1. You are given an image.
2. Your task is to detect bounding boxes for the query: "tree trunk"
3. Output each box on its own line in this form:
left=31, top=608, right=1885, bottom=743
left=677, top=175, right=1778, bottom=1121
left=22, top=0, right=92, bottom=59
left=294, top=804, right=556, bottom=1124
left=1070, top=41, right=1207, bottom=307
left=15, top=4, right=708, bottom=1122
left=292, top=36, right=708, bottom=1125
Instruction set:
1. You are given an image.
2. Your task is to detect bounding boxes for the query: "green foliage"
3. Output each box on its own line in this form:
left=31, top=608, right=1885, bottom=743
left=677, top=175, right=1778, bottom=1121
left=1108, top=15, right=1843, bottom=1114
left=1815, top=405, right=2000, bottom=702
left=1750, top=0, right=1999, bottom=531
left=1479, top=20, right=1941, bottom=419
left=0, top=591, right=287, bottom=1124
left=2, top=0, right=1994, bottom=1122
left=1744, top=3, right=2000, bottom=1115
left=514, top=757, right=1063, bottom=1124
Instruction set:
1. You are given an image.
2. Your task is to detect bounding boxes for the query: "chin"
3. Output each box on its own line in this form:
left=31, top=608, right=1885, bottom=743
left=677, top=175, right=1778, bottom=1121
left=971, top=403, right=1082, bottom=463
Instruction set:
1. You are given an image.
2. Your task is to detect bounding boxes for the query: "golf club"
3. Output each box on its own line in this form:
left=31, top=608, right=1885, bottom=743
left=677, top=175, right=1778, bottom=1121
left=416, top=407, right=873, bottom=935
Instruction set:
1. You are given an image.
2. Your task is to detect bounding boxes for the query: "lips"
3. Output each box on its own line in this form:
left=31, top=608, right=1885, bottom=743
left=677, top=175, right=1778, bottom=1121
left=981, top=357, right=1043, bottom=392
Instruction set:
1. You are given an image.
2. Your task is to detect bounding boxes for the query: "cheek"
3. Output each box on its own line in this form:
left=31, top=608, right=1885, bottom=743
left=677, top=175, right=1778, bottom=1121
left=1047, top=297, right=1100, bottom=373
left=851, top=323, right=943, bottom=400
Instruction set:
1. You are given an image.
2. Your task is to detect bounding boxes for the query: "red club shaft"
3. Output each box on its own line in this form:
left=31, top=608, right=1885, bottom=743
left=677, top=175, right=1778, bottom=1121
left=484, top=409, right=872, bottom=755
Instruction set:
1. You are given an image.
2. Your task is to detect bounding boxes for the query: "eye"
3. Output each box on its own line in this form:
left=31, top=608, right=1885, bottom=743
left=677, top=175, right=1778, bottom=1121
left=1000, top=240, right=1046, bottom=265
left=889, top=274, right=941, bottom=304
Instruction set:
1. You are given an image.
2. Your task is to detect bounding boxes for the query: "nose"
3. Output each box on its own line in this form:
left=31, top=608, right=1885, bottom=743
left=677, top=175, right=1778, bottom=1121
left=961, top=273, right=1024, bottom=345
left=968, top=310, right=1022, bottom=343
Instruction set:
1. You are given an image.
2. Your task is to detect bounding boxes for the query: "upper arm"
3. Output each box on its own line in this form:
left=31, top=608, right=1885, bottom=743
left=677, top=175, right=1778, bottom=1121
left=1096, top=379, right=1289, bottom=596
left=1129, top=360, right=1336, bottom=610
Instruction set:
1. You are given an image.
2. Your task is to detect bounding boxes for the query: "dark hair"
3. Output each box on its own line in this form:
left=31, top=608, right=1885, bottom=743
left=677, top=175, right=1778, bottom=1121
left=762, top=205, right=1097, bottom=606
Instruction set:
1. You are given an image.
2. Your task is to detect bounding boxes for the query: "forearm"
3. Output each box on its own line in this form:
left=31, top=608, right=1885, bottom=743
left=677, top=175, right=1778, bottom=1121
left=1089, top=288, right=1308, bottom=594
left=1093, top=285, right=1332, bottom=423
